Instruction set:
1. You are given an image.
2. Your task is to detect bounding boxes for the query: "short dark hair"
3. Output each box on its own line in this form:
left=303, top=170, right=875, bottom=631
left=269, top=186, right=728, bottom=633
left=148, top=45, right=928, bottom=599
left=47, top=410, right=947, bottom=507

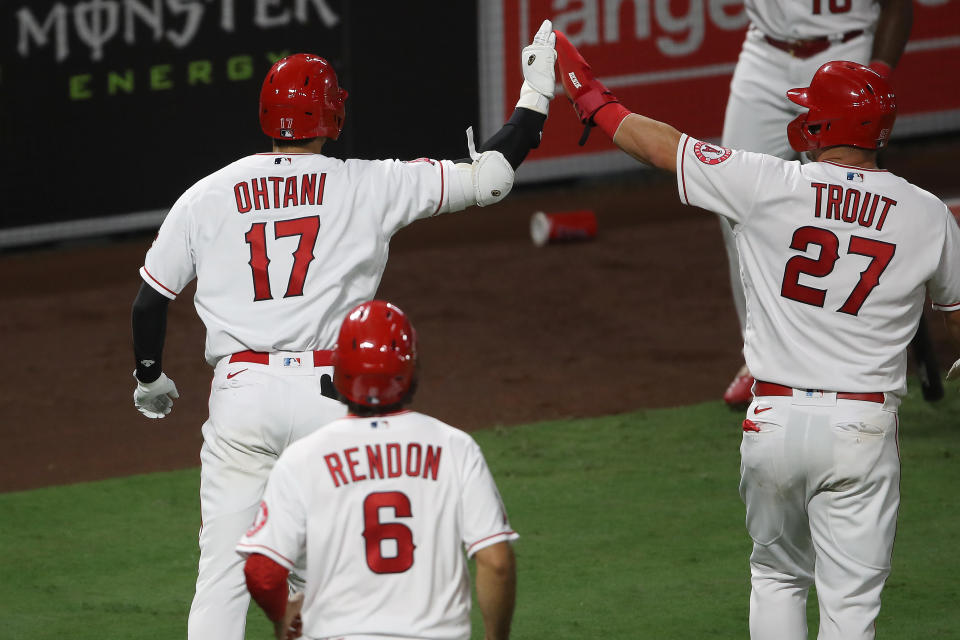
left=271, top=136, right=322, bottom=148
left=343, top=375, right=418, bottom=418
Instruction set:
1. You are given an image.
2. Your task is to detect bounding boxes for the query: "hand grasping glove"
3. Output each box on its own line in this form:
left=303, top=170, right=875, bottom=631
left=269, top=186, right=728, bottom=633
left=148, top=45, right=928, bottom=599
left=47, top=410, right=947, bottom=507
left=516, top=19, right=557, bottom=115
left=133, top=371, right=179, bottom=418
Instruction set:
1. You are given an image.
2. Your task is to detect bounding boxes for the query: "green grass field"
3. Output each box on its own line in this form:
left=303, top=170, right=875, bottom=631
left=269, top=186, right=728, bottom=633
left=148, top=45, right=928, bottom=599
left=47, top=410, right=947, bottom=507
left=2, top=387, right=959, bottom=639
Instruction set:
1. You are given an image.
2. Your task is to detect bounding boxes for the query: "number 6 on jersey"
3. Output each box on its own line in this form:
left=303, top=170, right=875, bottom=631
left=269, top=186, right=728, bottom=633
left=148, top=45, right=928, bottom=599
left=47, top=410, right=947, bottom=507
left=363, top=491, right=416, bottom=574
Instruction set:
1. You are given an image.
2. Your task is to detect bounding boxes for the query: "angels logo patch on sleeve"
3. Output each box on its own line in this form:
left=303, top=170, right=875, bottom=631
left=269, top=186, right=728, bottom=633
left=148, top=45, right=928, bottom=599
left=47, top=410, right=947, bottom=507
left=246, top=500, right=269, bottom=536
left=694, top=141, right=733, bottom=165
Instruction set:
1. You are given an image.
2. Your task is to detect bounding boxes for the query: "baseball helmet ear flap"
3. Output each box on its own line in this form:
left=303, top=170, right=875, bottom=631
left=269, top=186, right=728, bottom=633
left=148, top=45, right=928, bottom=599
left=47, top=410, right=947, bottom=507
left=787, top=112, right=819, bottom=153
left=332, top=301, right=418, bottom=408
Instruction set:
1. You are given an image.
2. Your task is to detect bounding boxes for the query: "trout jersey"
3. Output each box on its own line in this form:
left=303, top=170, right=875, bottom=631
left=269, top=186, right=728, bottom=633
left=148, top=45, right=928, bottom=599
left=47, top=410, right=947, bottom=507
left=140, top=153, right=458, bottom=365
left=236, top=411, right=518, bottom=640
left=745, top=0, right=881, bottom=42
left=677, top=135, right=960, bottom=395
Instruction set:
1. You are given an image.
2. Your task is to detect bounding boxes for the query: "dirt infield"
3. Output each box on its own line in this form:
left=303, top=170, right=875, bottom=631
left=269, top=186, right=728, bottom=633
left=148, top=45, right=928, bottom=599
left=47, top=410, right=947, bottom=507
left=2, top=134, right=957, bottom=493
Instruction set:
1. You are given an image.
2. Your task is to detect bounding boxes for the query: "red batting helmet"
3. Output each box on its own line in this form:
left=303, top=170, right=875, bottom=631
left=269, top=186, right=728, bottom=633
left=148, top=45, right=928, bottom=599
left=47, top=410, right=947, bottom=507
left=333, top=301, right=418, bottom=407
left=786, top=61, right=897, bottom=153
left=260, top=54, right=348, bottom=141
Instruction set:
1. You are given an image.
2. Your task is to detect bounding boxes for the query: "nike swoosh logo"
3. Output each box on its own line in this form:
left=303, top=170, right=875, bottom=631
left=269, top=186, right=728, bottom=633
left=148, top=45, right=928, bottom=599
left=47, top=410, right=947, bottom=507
left=754, top=406, right=772, bottom=414
left=227, top=369, right=248, bottom=380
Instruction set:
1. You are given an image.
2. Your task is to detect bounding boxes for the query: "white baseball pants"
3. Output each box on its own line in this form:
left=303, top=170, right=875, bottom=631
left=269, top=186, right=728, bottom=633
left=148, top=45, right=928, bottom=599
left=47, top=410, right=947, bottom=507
left=720, top=26, right=874, bottom=334
left=740, top=391, right=900, bottom=640
left=188, top=355, right=346, bottom=640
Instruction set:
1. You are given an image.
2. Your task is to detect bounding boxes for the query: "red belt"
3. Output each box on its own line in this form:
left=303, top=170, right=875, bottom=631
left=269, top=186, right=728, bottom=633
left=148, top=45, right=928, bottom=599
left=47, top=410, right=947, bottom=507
left=764, top=29, right=863, bottom=59
left=229, top=349, right=334, bottom=367
left=754, top=381, right=884, bottom=404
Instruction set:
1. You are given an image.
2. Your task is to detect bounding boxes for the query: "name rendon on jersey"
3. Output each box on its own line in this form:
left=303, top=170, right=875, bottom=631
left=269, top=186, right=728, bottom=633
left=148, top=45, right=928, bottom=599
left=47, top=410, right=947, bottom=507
left=323, top=442, right=442, bottom=488
left=810, top=182, right=897, bottom=231
left=233, top=173, right=327, bottom=213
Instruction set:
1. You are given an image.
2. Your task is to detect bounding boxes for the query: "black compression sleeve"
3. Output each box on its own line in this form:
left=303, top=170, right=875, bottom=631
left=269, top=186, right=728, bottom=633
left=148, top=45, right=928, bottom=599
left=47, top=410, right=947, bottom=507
left=131, top=282, right=170, bottom=383
left=455, top=108, right=547, bottom=169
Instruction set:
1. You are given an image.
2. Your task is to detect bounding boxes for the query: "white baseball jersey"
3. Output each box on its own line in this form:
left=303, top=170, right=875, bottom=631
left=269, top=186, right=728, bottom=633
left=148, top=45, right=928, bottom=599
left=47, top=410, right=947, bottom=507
left=140, top=153, right=460, bottom=365
left=236, top=410, right=518, bottom=640
left=677, top=135, right=960, bottom=395
left=746, top=0, right=880, bottom=41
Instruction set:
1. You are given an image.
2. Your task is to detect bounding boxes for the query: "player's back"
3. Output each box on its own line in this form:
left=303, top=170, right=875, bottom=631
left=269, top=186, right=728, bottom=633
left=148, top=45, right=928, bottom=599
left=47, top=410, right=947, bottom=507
left=282, top=411, right=512, bottom=640
left=740, top=159, right=954, bottom=394
left=142, top=153, right=448, bottom=364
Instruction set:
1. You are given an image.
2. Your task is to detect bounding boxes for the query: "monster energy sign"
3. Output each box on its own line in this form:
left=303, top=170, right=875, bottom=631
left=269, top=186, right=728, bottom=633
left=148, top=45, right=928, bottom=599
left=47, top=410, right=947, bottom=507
left=1, top=0, right=343, bottom=234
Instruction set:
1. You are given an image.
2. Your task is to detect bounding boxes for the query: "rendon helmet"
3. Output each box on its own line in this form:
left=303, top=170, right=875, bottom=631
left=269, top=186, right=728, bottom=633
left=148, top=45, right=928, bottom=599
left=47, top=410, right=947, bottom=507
left=333, top=301, right=418, bottom=407
left=259, top=53, right=347, bottom=141
left=786, top=61, right=896, bottom=153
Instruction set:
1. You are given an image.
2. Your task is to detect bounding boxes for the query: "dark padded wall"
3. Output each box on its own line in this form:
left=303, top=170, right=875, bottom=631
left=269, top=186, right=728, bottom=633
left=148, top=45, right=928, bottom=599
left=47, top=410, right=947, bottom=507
left=0, top=0, right=478, bottom=229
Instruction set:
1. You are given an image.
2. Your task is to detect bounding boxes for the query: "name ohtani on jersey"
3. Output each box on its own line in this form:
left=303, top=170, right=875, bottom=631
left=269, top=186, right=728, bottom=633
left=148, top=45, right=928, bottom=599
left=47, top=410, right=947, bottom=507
left=233, top=173, right=327, bottom=213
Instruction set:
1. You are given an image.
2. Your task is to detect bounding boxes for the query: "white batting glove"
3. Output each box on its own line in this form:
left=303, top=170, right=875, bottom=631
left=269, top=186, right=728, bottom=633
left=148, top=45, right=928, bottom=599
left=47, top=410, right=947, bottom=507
left=516, top=19, right=557, bottom=115
left=133, top=371, right=179, bottom=419
left=947, top=358, right=960, bottom=382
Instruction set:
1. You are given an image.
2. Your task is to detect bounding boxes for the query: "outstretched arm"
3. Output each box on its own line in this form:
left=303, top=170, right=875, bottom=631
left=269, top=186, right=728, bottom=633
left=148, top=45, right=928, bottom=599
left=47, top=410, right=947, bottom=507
left=553, top=30, right=681, bottom=172
left=474, top=19, right=556, bottom=169
left=444, top=19, right=557, bottom=211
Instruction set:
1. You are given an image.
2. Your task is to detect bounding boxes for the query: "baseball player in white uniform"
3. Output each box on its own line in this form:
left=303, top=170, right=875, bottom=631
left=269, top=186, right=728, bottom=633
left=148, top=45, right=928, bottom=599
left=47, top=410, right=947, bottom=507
left=555, top=32, right=960, bottom=640
left=719, top=0, right=913, bottom=406
left=130, top=21, right=555, bottom=639
left=237, top=300, right=518, bottom=640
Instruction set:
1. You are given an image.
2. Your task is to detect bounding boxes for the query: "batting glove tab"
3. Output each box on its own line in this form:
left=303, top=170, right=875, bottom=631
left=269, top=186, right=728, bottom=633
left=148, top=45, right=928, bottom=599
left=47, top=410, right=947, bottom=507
left=133, top=371, right=179, bottom=419
left=516, top=19, right=557, bottom=115
left=554, top=30, right=621, bottom=145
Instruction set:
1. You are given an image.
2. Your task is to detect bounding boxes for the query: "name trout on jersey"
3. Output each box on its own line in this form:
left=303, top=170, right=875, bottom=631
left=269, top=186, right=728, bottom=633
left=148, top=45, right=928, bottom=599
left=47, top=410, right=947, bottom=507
left=324, top=442, right=442, bottom=488
left=810, top=182, right=896, bottom=231
left=233, top=173, right=327, bottom=213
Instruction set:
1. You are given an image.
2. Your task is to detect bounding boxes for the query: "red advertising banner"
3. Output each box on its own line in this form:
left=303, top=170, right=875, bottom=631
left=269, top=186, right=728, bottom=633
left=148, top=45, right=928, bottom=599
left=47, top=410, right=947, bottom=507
left=480, top=0, right=960, bottom=182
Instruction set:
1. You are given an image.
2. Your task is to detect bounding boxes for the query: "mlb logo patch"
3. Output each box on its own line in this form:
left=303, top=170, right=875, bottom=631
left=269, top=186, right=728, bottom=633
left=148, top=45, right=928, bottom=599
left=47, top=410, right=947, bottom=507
left=282, top=357, right=302, bottom=367
left=803, top=389, right=824, bottom=399
left=846, top=171, right=864, bottom=182
left=274, top=157, right=292, bottom=165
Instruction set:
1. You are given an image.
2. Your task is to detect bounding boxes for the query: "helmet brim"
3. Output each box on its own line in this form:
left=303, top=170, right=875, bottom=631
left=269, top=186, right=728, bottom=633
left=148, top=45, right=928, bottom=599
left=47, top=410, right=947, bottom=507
left=786, top=87, right=811, bottom=108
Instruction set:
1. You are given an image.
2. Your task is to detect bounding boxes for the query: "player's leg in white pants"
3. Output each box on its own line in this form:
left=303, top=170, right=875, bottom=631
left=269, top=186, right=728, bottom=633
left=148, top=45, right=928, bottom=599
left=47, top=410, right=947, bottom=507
left=807, top=410, right=900, bottom=640
left=188, top=361, right=346, bottom=640
left=740, top=398, right=815, bottom=640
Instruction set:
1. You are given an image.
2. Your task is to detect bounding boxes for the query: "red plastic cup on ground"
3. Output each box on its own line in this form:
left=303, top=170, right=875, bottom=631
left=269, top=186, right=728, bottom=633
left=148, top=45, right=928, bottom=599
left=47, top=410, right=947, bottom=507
left=530, top=210, right=598, bottom=247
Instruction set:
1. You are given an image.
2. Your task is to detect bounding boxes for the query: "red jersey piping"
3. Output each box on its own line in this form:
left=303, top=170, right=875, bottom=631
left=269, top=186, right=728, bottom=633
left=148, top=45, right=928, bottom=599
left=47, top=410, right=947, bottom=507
left=467, top=530, right=517, bottom=553
left=142, top=267, right=178, bottom=297
left=236, top=543, right=295, bottom=567
left=680, top=136, right=690, bottom=204
left=433, top=160, right=445, bottom=216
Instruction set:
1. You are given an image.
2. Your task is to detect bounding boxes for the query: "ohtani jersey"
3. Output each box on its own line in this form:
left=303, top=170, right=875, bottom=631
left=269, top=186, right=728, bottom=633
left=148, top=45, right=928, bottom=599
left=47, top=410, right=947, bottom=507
left=745, top=0, right=880, bottom=42
left=140, top=153, right=457, bottom=365
left=677, top=135, right=960, bottom=396
left=236, top=411, right=518, bottom=640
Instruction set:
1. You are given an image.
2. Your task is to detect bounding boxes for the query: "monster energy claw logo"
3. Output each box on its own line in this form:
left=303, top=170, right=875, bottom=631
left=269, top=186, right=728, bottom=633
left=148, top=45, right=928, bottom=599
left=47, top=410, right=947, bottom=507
left=16, top=0, right=340, bottom=63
